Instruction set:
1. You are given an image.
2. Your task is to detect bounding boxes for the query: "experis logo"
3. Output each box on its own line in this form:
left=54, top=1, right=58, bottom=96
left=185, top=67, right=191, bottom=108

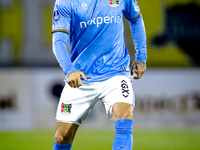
left=80, top=14, right=121, bottom=28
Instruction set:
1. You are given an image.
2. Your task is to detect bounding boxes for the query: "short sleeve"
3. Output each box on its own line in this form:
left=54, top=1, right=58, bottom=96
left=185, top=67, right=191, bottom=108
left=123, top=0, right=141, bottom=21
left=52, top=0, right=71, bottom=34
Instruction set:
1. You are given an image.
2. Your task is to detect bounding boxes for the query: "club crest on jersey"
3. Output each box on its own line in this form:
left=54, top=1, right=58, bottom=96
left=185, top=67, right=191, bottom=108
left=53, top=10, right=60, bottom=22
left=109, top=0, right=119, bottom=7
left=61, top=103, right=72, bottom=114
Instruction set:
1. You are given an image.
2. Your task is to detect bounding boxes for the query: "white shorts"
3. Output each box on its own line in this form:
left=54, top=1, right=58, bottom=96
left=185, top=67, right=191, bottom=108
left=55, top=75, right=135, bottom=125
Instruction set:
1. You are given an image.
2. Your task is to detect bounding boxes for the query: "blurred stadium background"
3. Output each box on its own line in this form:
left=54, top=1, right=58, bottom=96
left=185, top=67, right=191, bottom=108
left=0, top=0, right=200, bottom=149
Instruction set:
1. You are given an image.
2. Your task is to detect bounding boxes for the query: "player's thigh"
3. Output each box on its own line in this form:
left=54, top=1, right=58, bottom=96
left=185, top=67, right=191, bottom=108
left=55, top=121, right=79, bottom=144
left=56, top=83, right=98, bottom=125
left=101, top=75, right=135, bottom=121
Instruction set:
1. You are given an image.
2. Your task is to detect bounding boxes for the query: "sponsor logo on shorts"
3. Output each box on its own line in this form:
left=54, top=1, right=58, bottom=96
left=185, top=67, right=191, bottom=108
left=121, top=80, right=129, bottom=98
left=61, top=103, right=72, bottom=114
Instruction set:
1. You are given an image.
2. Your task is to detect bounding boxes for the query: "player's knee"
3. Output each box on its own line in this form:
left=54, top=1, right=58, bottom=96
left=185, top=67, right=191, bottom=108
left=54, top=133, right=72, bottom=144
left=117, top=110, right=133, bottom=120
left=54, top=122, right=79, bottom=144
left=54, top=134, right=64, bottom=144
left=112, top=103, right=134, bottom=121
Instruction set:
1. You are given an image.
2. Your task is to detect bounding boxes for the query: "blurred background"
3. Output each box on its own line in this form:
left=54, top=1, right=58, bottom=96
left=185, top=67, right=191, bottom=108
left=0, top=0, right=200, bottom=149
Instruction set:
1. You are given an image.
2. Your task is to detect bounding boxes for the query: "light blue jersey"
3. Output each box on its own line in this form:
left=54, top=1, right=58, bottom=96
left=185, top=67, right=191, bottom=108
left=52, top=0, right=146, bottom=83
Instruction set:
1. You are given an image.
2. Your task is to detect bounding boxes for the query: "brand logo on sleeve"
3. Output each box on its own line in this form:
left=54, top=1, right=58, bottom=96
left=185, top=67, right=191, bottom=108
left=109, top=0, right=119, bottom=7
left=53, top=10, right=60, bottom=22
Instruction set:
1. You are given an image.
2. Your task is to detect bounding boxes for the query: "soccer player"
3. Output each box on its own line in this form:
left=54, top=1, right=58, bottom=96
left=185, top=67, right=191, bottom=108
left=52, top=0, right=147, bottom=149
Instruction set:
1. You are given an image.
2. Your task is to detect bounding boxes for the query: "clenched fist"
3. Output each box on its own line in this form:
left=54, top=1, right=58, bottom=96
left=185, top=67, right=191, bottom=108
left=131, top=60, right=146, bottom=79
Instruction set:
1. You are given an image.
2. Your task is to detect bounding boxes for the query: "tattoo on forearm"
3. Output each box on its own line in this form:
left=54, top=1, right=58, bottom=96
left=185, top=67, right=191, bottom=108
left=135, top=60, right=146, bottom=71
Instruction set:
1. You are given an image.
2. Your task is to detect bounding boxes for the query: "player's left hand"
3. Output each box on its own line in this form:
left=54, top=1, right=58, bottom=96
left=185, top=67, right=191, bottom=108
left=131, top=60, right=146, bottom=79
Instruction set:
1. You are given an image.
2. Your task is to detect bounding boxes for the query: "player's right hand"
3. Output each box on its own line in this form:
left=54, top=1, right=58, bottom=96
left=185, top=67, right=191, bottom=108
left=67, top=71, right=87, bottom=88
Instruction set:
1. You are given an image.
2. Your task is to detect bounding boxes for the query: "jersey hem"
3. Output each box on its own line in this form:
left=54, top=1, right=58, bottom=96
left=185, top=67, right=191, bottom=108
left=81, top=71, right=131, bottom=84
left=63, top=71, right=131, bottom=84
